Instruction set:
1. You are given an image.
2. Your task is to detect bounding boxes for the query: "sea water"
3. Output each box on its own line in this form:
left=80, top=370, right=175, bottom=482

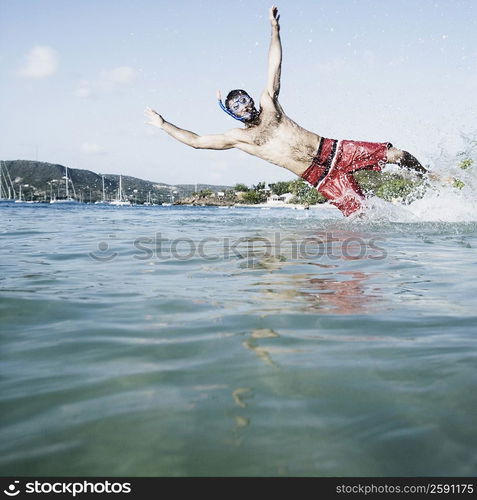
left=1, top=175, right=476, bottom=476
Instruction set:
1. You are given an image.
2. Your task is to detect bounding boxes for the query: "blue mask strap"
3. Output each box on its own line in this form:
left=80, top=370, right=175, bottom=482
left=218, top=99, right=247, bottom=122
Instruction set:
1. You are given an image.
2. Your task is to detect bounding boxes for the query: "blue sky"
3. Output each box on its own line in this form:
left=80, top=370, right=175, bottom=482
left=1, top=0, right=476, bottom=185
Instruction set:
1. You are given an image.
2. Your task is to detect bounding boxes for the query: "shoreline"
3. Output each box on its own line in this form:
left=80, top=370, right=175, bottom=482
left=235, top=202, right=317, bottom=209
left=175, top=198, right=328, bottom=210
left=177, top=201, right=323, bottom=209
left=0, top=198, right=331, bottom=210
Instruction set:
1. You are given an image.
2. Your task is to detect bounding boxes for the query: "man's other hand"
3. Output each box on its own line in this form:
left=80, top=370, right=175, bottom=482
left=144, top=107, right=165, bottom=128
left=269, top=5, right=280, bottom=29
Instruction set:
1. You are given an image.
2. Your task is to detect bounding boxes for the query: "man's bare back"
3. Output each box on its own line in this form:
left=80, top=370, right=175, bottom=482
left=145, top=6, right=431, bottom=216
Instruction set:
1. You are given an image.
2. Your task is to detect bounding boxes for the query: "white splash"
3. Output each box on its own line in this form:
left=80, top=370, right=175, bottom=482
left=364, top=135, right=477, bottom=223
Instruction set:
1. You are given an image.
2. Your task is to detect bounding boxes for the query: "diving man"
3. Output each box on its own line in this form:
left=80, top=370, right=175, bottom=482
left=145, top=6, right=428, bottom=216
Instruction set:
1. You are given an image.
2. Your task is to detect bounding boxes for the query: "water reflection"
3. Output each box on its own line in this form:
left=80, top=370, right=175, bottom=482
left=239, top=229, right=386, bottom=316
left=236, top=229, right=387, bottom=265
left=297, top=269, right=382, bottom=315
left=242, top=328, right=280, bottom=366
left=229, top=387, right=252, bottom=447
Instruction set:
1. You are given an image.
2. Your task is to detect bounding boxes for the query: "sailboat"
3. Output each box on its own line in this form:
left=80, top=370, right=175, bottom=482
left=14, top=183, right=27, bottom=203
left=94, top=174, right=109, bottom=204
left=161, top=187, right=174, bottom=206
left=109, top=175, right=131, bottom=206
left=143, top=191, right=154, bottom=206
left=0, top=161, right=15, bottom=202
left=50, top=166, right=77, bottom=204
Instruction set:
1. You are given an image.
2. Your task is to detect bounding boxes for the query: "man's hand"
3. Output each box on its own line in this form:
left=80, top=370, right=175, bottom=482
left=427, top=172, right=453, bottom=183
left=427, top=172, right=441, bottom=182
left=144, top=107, right=165, bottom=128
left=426, top=171, right=462, bottom=187
left=269, top=5, right=280, bottom=29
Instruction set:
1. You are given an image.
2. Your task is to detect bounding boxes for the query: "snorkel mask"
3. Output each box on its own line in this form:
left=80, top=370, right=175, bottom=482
left=217, top=90, right=256, bottom=122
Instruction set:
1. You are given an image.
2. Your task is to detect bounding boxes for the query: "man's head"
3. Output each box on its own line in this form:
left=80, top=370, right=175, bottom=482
left=223, top=90, right=258, bottom=123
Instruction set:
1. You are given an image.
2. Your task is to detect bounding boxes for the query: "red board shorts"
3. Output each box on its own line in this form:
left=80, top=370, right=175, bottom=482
left=301, top=138, right=392, bottom=216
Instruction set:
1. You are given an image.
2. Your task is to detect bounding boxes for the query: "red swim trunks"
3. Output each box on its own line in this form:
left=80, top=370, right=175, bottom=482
left=301, top=138, right=392, bottom=216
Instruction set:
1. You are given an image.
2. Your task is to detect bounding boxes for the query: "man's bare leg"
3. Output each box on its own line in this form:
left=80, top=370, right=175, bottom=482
left=387, top=146, right=457, bottom=185
left=386, top=147, right=428, bottom=177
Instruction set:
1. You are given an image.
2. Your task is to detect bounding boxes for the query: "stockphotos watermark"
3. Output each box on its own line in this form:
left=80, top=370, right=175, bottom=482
left=2, top=480, right=131, bottom=497
left=89, top=231, right=387, bottom=263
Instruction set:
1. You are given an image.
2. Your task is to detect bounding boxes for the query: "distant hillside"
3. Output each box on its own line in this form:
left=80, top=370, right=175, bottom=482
left=0, top=160, right=232, bottom=203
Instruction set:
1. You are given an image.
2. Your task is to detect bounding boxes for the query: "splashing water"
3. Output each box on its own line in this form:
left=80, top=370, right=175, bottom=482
left=361, top=136, right=477, bottom=223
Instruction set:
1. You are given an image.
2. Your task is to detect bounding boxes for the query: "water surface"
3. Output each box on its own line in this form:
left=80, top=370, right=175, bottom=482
left=1, top=202, right=476, bottom=476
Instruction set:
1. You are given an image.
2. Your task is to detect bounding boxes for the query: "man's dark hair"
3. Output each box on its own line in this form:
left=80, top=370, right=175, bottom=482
left=225, top=89, right=251, bottom=110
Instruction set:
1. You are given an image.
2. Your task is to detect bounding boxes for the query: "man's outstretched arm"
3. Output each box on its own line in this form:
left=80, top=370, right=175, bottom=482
left=145, top=108, right=236, bottom=150
left=266, top=6, right=282, bottom=100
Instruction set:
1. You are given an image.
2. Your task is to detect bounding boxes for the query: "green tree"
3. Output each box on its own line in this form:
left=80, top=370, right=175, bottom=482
left=374, top=177, right=416, bottom=201
left=252, top=181, right=266, bottom=192
left=233, top=183, right=249, bottom=192
left=241, top=190, right=267, bottom=204
left=197, top=188, right=213, bottom=198
left=288, top=179, right=310, bottom=197
left=269, top=181, right=293, bottom=195
left=453, top=179, right=465, bottom=189
left=459, top=158, right=473, bottom=170
left=289, top=180, right=326, bottom=205
left=224, top=189, right=237, bottom=200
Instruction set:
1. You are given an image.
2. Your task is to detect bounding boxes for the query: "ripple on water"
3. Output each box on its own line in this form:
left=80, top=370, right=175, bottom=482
left=1, top=204, right=476, bottom=476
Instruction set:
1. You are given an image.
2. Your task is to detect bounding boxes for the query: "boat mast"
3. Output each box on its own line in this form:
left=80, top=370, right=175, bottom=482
left=65, top=167, right=69, bottom=199
left=5, top=165, right=16, bottom=200
left=0, top=161, right=3, bottom=199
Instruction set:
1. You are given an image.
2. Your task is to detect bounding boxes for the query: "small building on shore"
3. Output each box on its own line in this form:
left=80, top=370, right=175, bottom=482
left=268, top=192, right=294, bottom=204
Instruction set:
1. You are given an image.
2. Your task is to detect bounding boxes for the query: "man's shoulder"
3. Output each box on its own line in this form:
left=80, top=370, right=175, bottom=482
left=259, top=90, right=277, bottom=108
left=259, top=91, right=285, bottom=119
left=224, top=127, right=248, bottom=143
